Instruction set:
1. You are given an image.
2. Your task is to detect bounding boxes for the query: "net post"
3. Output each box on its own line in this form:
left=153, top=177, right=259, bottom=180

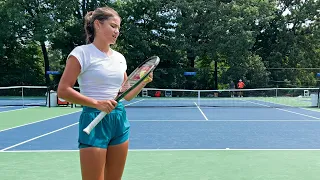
left=198, top=90, right=201, bottom=106
left=21, top=86, right=25, bottom=108
left=48, top=86, right=51, bottom=108
left=317, top=88, right=320, bottom=108
left=275, top=87, right=278, bottom=98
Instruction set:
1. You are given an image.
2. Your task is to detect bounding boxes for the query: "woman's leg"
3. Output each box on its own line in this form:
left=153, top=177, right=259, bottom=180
left=104, top=140, right=129, bottom=180
left=80, top=147, right=107, bottom=180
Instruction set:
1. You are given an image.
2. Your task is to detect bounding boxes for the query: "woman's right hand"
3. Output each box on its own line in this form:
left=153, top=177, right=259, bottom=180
left=94, top=100, right=118, bottom=113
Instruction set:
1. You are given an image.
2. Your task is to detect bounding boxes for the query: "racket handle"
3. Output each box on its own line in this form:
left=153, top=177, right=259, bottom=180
left=83, top=112, right=107, bottom=134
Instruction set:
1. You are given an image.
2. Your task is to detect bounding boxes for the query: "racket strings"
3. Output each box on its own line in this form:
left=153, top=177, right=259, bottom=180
left=119, top=57, right=159, bottom=95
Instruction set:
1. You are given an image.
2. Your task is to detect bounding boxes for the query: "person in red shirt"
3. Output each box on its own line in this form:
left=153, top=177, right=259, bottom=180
left=237, top=79, right=245, bottom=97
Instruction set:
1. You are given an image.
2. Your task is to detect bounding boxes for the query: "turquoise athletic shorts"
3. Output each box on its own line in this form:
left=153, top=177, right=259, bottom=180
left=78, top=102, right=130, bottom=149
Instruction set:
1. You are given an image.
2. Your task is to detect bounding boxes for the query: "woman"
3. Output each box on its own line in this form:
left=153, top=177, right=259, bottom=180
left=57, top=6, right=152, bottom=180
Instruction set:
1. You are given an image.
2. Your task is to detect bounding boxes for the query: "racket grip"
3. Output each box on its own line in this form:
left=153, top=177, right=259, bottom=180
left=83, top=112, right=107, bottom=134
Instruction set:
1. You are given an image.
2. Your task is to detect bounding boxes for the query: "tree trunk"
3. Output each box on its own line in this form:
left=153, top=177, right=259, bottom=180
left=40, top=41, right=50, bottom=86
left=214, top=60, right=218, bottom=90
left=187, top=49, right=195, bottom=68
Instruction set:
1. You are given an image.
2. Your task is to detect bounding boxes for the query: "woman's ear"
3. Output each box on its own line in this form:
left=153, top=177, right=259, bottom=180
left=93, top=19, right=101, bottom=31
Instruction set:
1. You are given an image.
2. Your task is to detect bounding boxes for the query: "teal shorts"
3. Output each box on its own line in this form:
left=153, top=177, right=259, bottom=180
left=78, top=102, right=130, bottom=149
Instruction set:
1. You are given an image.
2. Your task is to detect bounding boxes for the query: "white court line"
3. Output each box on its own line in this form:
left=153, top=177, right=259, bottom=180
left=124, top=99, right=145, bottom=106
left=2, top=148, right=320, bottom=153
left=194, top=102, right=208, bottom=120
left=130, top=120, right=208, bottom=122
left=0, top=106, right=38, bottom=113
left=130, top=148, right=320, bottom=151
left=0, top=122, right=79, bottom=151
left=302, top=108, right=320, bottom=113
left=129, top=119, right=320, bottom=122
left=0, top=110, right=81, bottom=133
left=246, top=100, right=320, bottom=120
left=0, top=106, right=16, bottom=109
left=24, top=102, right=45, bottom=106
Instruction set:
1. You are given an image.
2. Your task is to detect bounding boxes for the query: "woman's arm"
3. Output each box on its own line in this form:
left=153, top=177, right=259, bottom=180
left=57, top=56, right=117, bottom=113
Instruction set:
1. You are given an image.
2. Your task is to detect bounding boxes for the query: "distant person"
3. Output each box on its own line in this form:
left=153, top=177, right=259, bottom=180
left=237, top=79, right=245, bottom=97
left=229, top=81, right=235, bottom=97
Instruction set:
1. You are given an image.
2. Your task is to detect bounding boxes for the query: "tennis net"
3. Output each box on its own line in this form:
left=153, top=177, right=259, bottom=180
left=2, top=86, right=317, bottom=108
left=0, top=86, right=48, bottom=107
left=121, top=87, right=320, bottom=108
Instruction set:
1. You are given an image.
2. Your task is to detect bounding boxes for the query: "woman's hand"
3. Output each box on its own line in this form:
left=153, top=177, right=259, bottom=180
left=143, top=72, right=153, bottom=83
left=94, top=100, right=118, bottom=113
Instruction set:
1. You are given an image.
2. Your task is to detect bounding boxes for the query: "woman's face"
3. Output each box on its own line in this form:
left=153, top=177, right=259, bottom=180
left=95, top=16, right=121, bottom=45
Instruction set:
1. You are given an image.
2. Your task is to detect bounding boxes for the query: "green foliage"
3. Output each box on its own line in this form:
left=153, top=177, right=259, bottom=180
left=0, top=0, right=319, bottom=89
left=253, top=0, right=320, bottom=87
left=0, top=41, right=45, bottom=86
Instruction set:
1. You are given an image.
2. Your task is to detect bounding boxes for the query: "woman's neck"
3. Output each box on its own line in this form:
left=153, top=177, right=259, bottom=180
left=92, top=39, right=112, bottom=56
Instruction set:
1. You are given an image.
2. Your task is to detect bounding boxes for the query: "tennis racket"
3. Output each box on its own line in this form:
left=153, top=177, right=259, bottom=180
left=83, top=56, right=160, bottom=134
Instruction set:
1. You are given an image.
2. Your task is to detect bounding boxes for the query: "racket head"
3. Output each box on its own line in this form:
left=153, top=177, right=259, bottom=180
left=116, top=56, right=160, bottom=100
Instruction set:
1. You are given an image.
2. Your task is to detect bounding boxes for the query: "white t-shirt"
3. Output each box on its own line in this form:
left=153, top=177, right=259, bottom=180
left=68, top=44, right=127, bottom=100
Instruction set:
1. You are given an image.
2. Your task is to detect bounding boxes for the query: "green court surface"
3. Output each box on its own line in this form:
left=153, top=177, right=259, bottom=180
left=0, top=107, right=81, bottom=131
left=0, top=150, right=320, bottom=180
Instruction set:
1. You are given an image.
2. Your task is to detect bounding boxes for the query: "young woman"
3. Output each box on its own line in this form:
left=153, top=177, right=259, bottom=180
left=57, top=6, right=152, bottom=180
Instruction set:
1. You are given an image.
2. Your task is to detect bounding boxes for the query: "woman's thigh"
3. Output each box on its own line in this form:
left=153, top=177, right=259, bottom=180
left=104, top=140, right=129, bottom=180
left=80, top=147, right=107, bottom=180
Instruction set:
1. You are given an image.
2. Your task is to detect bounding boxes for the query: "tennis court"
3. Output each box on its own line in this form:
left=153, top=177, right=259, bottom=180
left=1, top=87, right=320, bottom=180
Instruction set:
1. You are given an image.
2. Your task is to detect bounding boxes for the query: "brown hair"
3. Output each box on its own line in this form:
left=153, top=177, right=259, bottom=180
left=84, top=7, right=121, bottom=44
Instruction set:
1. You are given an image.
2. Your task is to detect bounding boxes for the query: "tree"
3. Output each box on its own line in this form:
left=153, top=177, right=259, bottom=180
left=253, top=0, right=320, bottom=87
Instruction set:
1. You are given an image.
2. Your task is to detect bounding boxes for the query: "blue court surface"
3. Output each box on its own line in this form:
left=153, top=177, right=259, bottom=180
left=1, top=97, right=320, bottom=152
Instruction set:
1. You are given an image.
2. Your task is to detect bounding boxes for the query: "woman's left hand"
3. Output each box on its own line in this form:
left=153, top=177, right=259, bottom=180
left=144, top=72, right=153, bottom=83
